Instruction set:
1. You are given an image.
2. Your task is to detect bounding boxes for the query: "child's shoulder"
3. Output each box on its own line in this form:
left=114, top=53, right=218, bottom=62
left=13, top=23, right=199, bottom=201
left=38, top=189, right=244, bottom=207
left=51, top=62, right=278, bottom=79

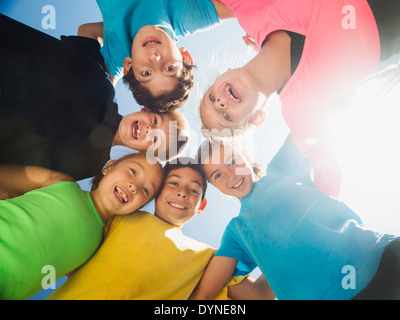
left=31, top=180, right=79, bottom=193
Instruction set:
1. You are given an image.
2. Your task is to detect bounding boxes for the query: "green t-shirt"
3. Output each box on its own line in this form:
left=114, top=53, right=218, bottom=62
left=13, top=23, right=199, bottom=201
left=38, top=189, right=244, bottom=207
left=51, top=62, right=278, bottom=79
left=0, top=181, right=104, bottom=300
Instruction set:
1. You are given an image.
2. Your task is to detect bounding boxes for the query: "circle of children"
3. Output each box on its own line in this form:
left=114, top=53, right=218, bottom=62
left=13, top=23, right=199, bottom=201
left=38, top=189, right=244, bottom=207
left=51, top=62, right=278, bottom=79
left=1, top=0, right=400, bottom=300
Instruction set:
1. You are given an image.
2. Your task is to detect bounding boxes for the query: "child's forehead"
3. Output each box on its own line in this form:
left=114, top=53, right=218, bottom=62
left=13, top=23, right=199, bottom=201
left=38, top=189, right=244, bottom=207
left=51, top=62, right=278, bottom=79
left=165, top=167, right=203, bottom=184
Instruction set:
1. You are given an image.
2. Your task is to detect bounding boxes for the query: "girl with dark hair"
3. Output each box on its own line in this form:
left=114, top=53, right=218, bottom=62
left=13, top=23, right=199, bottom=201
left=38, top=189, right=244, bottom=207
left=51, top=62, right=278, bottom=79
left=0, top=152, right=163, bottom=300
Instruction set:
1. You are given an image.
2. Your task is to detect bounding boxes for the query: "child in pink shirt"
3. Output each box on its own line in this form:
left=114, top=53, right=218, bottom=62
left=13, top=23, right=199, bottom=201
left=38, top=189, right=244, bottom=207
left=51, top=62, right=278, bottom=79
left=200, top=0, right=399, bottom=198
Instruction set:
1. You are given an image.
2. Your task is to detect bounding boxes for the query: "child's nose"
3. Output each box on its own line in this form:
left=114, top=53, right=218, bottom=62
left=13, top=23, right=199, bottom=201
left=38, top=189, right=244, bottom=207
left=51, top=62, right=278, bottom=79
left=215, top=97, right=226, bottom=109
left=177, top=190, right=188, bottom=199
left=149, top=52, right=161, bottom=62
left=128, top=183, right=136, bottom=194
left=146, top=124, right=153, bottom=134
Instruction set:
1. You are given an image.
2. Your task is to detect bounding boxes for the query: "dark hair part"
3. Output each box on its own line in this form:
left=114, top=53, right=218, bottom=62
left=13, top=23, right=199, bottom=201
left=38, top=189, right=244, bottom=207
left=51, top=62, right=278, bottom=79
left=122, top=63, right=196, bottom=112
left=162, top=157, right=208, bottom=200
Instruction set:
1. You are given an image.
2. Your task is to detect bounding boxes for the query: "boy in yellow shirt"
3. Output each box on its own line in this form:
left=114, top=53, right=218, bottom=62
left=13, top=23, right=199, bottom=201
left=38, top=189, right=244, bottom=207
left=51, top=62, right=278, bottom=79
left=48, top=158, right=269, bottom=300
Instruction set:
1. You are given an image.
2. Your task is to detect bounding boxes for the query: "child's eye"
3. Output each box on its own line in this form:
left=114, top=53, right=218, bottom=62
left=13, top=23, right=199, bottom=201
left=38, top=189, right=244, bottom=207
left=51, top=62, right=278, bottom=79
left=166, top=65, right=176, bottom=72
left=209, top=93, right=215, bottom=102
left=223, top=113, right=232, bottom=122
left=214, top=173, right=222, bottom=180
left=141, top=70, right=151, bottom=76
left=131, top=169, right=137, bottom=176
left=143, top=187, right=149, bottom=197
left=153, top=116, right=158, bottom=126
left=190, top=189, right=200, bottom=195
left=169, top=181, right=178, bottom=186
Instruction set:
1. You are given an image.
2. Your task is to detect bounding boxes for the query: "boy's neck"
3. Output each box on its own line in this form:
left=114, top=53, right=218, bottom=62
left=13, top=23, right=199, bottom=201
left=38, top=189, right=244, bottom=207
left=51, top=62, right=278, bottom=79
left=154, top=210, right=183, bottom=230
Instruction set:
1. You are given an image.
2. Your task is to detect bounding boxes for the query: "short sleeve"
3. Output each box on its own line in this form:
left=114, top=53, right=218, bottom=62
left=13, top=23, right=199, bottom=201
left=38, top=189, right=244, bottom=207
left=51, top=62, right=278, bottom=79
left=215, top=220, right=257, bottom=276
left=171, top=0, right=220, bottom=37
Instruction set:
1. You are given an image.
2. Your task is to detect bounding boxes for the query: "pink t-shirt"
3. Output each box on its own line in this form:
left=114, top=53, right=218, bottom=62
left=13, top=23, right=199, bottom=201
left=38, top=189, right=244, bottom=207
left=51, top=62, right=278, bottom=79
left=222, top=0, right=380, bottom=196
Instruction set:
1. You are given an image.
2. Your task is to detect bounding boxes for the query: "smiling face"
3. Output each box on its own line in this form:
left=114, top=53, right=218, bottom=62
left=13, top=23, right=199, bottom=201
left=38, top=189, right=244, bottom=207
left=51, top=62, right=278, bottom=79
left=202, top=144, right=255, bottom=201
left=115, top=109, right=173, bottom=154
left=127, top=25, right=185, bottom=97
left=91, top=154, right=163, bottom=220
left=200, top=68, right=266, bottom=133
left=155, top=167, right=207, bottom=229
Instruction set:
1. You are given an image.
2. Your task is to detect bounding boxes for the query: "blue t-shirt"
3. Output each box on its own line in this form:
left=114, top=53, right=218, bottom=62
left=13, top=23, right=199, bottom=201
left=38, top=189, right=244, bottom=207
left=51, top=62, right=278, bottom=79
left=215, top=137, right=399, bottom=300
left=96, top=0, right=220, bottom=78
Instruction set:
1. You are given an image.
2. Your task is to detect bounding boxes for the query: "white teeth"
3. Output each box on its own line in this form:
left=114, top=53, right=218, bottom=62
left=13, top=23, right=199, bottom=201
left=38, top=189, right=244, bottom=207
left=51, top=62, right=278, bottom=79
left=144, top=41, right=160, bottom=46
left=115, top=186, right=128, bottom=203
left=169, top=202, right=186, bottom=209
left=133, top=121, right=141, bottom=139
left=232, top=178, right=244, bottom=189
left=226, top=84, right=240, bottom=102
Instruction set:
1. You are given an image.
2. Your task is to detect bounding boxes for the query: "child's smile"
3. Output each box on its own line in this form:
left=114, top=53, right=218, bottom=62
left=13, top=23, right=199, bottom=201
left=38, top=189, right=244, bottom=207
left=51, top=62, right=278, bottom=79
left=231, top=177, right=245, bottom=190
left=155, top=167, right=206, bottom=229
left=142, top=36, right=162, bottom=48
left=132, top=121, right=142, bottom=140
left=203, top=145, right=255, bottom=201
left=113, top=185, right=130, bottom=204
left=168, top=200, right=188, bottom=211
left=115, top=110, right=170, bottom=152
left=90, top=154, right=163, bottom=222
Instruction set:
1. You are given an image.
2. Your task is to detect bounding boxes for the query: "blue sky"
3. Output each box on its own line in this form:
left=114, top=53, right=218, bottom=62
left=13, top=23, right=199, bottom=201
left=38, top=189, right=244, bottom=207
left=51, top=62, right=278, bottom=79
left=2, top=0, right=400, bottom=300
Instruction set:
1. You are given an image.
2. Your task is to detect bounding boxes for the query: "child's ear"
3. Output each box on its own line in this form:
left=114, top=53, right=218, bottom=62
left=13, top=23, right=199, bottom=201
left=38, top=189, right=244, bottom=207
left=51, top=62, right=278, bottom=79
left=197, top=198, right=208, bottom=214
left=179, top=47, right=193, bottom=66
left=102, top=160, right=116, bottom=175
left=140, top=107, right=149, bottom=112
left=249, top=109, right=266, bottom=127
left=123, top=57, right=133, bottom=75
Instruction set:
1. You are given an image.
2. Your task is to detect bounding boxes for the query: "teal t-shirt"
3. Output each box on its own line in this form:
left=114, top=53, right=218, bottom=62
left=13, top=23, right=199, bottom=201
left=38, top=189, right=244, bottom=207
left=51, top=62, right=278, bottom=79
left=0, top=182, right=104, bottom=300
left=96, top=0, right=220, bottom=77
left=215, top=137, right=399, bottom=300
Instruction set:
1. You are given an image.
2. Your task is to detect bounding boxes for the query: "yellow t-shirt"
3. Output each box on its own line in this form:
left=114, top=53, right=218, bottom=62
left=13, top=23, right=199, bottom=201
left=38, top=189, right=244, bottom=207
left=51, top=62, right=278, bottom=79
left=47, top=211, right=240, bottom=300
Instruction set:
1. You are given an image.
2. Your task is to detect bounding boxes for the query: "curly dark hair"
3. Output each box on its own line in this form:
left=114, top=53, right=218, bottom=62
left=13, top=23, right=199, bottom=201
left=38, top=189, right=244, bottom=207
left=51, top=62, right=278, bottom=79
left=122, top=63, right=196, bottom=113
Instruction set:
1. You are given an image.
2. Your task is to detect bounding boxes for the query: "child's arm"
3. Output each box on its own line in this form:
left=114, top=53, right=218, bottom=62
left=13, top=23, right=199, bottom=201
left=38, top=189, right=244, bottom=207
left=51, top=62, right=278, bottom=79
left=211, top=0, right=236, bottom=21
left=228, top=274, right=275, bottom=300
left=0, top=165, right=75, bottom=197
left=189, top=256, right=238, bottom=300
left=78, top=22, right=104, bottom=46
